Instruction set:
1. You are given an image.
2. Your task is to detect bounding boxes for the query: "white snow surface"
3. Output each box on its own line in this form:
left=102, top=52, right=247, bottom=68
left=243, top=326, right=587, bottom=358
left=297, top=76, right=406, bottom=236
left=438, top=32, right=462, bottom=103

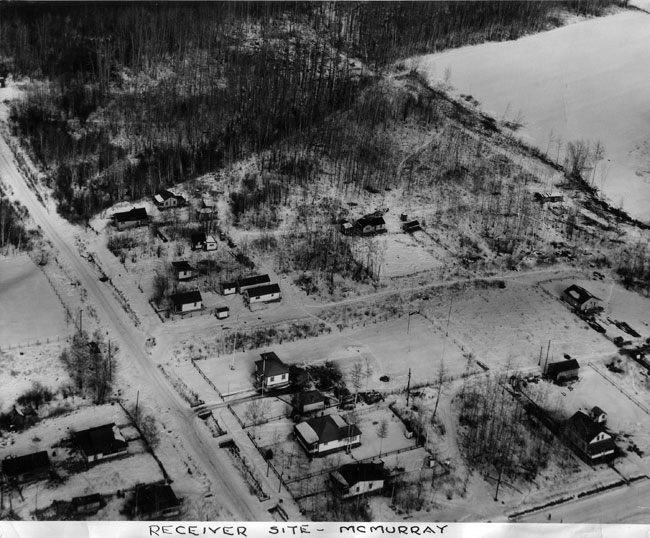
left=411, top=10, right=650, bottom=221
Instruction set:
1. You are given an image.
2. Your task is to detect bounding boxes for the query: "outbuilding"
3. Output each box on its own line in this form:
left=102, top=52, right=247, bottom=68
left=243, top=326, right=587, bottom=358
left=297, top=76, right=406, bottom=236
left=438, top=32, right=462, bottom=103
left=295, top=390, right=327, bottom=415
left=220, top=281, right=238, bottom=295
left=215, top=306, right=230, bottom=319
left=355, top=215, right=386, bottom=236
left=133, top=483, right=182, bottom=520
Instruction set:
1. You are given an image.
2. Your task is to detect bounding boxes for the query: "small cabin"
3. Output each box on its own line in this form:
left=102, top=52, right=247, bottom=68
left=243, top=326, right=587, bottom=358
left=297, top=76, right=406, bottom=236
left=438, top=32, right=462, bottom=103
left=74, top=424, right=128, bottom=463
left=170, top=290, right=203, bottom=313
left=113, top=207, right=148, bottom=231
left=153, top=190, right=185, bottom=210
left=562, top=285, right=600, bottom=312
left=215, top=306, right=230, bottom=319
left=220, top=281, right=238, bottom=295
left=171, top=261, right=195, bottom=281
left=243, top=283, right=281, bottom=305
left=355, top=215, right=386, bottom=236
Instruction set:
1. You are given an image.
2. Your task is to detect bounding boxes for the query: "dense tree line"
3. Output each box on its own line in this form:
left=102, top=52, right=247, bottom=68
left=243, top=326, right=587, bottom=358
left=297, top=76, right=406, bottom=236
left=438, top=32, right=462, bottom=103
left=0, top=189, right=35, bottom=251
left=0, top=1, right=622, bottom=223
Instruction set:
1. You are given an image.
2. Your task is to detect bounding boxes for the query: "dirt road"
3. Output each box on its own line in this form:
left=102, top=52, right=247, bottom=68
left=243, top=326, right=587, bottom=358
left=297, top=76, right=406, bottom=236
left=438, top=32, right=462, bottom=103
left=0, top=131, right=267, bottom=520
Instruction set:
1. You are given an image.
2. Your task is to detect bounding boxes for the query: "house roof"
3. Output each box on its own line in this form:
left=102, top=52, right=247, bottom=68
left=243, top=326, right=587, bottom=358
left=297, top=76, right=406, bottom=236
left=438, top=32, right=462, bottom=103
left=170, top=290, right=203, bottom=306
left=333, top=462, right=385, bottom=487
left=238, top=274, right=270, bottom=288
left=2, top=451, right=50, bottom=478
left=216, top=306, right=229, bottom=313
left=564, top=284, right=600, bottom=305
left=72, top=493, right=102, bottom=507
left=221, top=281, right=238, bottom=289
left=74, top=424, right=127, bottom=457
left=295, top=414, right=361, bottom=445
left=172, top=261, right=193, bottom=272
left=356, top=215, right=385, bottom=228
left=255, top=352, right=289, bottom=378
left=591, top=406, right=606, bottom=416
left=191, top=232, right=206, bottom=244
left=154, top=190, right=175, bottom=201
left=297, top=390, right=326, bottom=407
left=244, top=283, right=280, bottom=297
left=566, top=411, right=609, bottom=443
left=113, top=207, right=148, bottom=222
left=205, top=235, right=217, bottom=243
left=546, top=359, right=580, bottom=376
left=135, top=483, right=180, bottom=515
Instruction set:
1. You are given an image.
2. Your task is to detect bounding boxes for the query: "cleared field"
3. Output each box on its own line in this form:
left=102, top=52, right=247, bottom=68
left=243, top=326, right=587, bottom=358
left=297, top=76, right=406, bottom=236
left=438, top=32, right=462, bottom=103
left=0, top=255, right=70, bottom=347
left=195, top=315, right=469, bottom=397
left=423, top=279, right=619, bottom=369
left=542, top=277, right=650, bottom=341
left=412, top=10, right=650, bottom=221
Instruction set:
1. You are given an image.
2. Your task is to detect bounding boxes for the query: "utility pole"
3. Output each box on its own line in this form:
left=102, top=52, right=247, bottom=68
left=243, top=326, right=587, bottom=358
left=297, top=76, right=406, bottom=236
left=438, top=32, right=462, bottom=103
left=538, top=345, right=543, bottom=366
left=135, top=390, right=140, bottom=424
left=543, top=339, right=551, bottom=374
left=406, top=368, right=412, bottom=407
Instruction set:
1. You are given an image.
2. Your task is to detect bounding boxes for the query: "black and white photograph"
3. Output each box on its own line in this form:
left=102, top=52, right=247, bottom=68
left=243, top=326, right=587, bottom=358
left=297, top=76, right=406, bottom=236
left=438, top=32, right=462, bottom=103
left=1, top=0, right=650, bottom=528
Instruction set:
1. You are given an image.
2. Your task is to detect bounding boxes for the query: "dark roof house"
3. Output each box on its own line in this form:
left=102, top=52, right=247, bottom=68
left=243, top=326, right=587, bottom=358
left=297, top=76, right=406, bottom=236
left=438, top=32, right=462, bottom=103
left=545, top=359, right=580, bottom=382
left=170, top=290, right=203, bottom=313
left=255, top=352, right=290, bottom=389
left=171, top=261, right=195, bottom=280
left=74, top=423, right=128, bottom=463
left=2, top=451, right=51, bottom=483
left=295, top=390, right=327, bottom=414
left=237, top=274, right=271, bottom=292
left=355, top=215, right=386, bottom=235
left=133, top=483, right=182, bottom=520
left=113, top=207, right=149, bottom=230
left=564, top=410, right=615, bottom=461
left=294, top=414, right=361, bottom=456
left=243, top=283, right=281, bottom=305
left=562, top=284, right=601, bottom=312
left=330, top=461, right=386, bottom=498
left=71, top=493, right=103, bottom=515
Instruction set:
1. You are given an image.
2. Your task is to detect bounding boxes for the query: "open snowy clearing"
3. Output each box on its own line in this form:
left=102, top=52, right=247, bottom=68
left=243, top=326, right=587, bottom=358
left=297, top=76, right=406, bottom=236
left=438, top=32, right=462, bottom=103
left=424, top=278, right=619, bottom=370
left=411, top=10, right=650, bottom=221
left=0, top=255, right=70, bottom=347
left=542, top=276, right=650, bottom=341
left=194, top=315, right=469, bottom=398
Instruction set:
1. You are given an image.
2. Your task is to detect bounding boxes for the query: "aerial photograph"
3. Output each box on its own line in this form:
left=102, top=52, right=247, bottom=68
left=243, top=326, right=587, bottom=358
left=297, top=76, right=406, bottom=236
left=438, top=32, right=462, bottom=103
left=1, top=0, right=650, bottom=526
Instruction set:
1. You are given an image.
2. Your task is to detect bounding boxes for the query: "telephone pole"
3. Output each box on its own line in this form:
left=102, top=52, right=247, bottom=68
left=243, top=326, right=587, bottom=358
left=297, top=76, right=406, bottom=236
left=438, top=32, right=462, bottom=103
left=406, top=368, right=412, bottom=407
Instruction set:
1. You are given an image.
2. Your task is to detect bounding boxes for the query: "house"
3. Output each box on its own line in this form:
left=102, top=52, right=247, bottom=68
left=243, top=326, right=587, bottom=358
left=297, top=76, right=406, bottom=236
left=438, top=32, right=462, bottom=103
left=190, top=232, right=217, bottom=251
left=133, top=483, right=182, bottom=520
left=243, top=283, right=281, bottom=305
left=237, top=274, right=271, bottom=294
left=355, top=215, right=386, bottom=236
left=330, top=461, right=386, bottom=499
left=590, top=406, right=607, bottom=424
left=295, top=390, right=327, bottom=415
left=402, top=220, right=422, bottom=233
left=74, top=423, right=128, bottom=463
left=340, top=221, right=354, bottom=236
left=71, top=493, right=103, bottom=515
left=153, top=190, right=185, bottom=210
left=294, top=414, right=361, bottom=456
left=203, top=235, right=218, bottom=251
left=170, top=290, right=203, bottom=313
left=215, top=306, right=230, bottom=319
left=2, top=451, right=51, bottom=483
left=562, top=284, right=601, bottom=312
left=220, top=281, right=238, bottom=295
left=545, top=359, right=580, bottom=383
left=255, top=352, right=290, bottom=390
left=534, top=192, right=564, bottom=204
left=113, top=207, right=149, bottom=231
left=171, top=261, right=195, bottom=281
left=564, top=410, right=615, bottom=461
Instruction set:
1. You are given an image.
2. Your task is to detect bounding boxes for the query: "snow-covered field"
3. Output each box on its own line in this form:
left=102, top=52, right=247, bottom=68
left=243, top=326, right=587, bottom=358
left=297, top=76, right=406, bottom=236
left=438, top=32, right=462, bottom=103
left=0, top=255, right=70, bottom=347
left=411, top=10, right=650, bottom=221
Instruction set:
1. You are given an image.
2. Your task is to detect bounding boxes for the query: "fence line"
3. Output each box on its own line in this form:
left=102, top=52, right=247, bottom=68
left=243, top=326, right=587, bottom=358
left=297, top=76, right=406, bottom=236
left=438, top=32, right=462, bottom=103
left=247, top=431, right=291, bottom=498
left=0, top=334, right=68, bottom=353
left=190, top=358, right=223, bottom=398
